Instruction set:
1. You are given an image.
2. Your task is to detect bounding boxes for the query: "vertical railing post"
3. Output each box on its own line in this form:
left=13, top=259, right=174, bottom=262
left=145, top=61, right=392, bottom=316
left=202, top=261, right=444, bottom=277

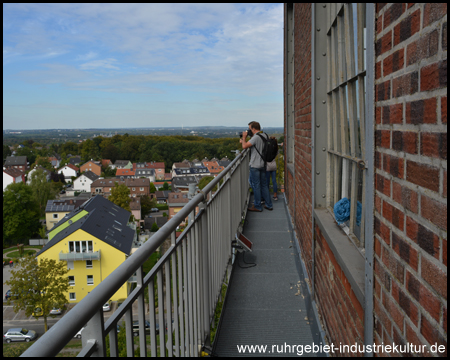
left=198, top=199, right=210, bottom=345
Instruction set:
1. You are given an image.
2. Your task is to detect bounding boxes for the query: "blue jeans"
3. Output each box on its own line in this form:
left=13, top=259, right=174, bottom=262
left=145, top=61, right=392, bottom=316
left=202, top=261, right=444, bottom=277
left=266, top=170, right=277, bottom=194
left=250, top=167, right=273, bottom=210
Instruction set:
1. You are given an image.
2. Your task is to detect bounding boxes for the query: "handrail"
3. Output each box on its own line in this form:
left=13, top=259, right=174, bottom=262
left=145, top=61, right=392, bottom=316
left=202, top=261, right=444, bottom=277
left=22, top=149, right=249, bottom=357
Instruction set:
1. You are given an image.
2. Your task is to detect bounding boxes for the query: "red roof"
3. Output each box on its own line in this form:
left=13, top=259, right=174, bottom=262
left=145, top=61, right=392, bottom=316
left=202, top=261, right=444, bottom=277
left=116, top=169, right=135, bottom=176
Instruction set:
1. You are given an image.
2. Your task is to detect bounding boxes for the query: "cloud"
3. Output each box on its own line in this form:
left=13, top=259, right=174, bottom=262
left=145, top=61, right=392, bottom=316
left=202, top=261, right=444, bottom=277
left=79, top=58, right=120, bottom=70
left=75, top=51, right=97, bottom=61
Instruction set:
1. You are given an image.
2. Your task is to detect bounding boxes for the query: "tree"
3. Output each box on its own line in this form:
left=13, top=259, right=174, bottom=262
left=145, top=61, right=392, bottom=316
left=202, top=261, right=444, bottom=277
left=38, top=225, right=47, bottom=239
left=109, top=182, right=131, bottom=212
left=140, top=195, right=157, bottom=218
left=5, top=254, right=69, bottom=332
left=29, top=168, right=58, bottom=216
left=149, top=182, right=156, bottom=193
left=151, top=222, right=159, bottom=232
left=33, top=156, right=53, bottom=172
left=3, top=182, right=41, bottom=245
left=162, top=182, right=170, bottom=191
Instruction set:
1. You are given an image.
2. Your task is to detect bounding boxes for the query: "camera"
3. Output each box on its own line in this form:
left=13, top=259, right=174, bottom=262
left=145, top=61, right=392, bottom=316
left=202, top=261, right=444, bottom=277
left=238, top=129, right=253, bottom=138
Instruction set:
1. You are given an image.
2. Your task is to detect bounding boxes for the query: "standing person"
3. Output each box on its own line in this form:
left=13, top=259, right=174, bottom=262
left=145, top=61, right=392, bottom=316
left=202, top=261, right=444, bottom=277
left=240, top=122, right=273, bottom=212
left=266, top=152, right=278, bottom=201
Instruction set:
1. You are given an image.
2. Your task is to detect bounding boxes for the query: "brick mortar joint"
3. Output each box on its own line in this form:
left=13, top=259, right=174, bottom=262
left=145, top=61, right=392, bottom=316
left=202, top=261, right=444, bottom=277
left=375, top=189, right=446, bottom=238
left=376, top=124, right=447, bottom=132
left=374, top=88, right=448, bottom=105
left=376, top=54, right=448, bottom=85
left=375, top=148, right=447, bottom=169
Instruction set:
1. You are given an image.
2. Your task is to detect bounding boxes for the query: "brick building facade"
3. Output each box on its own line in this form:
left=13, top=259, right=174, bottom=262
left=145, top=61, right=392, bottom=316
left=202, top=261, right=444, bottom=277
left=284, top=3, right=446, bottom=356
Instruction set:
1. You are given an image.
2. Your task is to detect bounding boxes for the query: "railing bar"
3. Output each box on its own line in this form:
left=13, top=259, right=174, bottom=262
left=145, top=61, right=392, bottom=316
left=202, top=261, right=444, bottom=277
left=148, top=279, right=157, bottom=357
left=137, top=265, right=147, bottom=357
left=182, top=236, right=189, bottom=356
left=192, top=223, right=199, bottom=357
left=165, top=259, right=173, bottom=357
left=178, top=240, right=185, bottom=357
left=187, top=230, right=194, bottom=356
left=157, top=268, right=166, bottom=357
left=171, top=231, right=180, bottom=358
left=125, top=307, right=134, bottom=357
left=109, top=328, right=118, bottom=357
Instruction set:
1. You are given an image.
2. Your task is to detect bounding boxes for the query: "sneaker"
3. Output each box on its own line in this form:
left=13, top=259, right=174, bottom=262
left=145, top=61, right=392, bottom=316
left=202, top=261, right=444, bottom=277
left=273, top=196, right=278, bottom=201
left=264, top=206, right=273, bottom=211
left=248, top=206, right=262, bottom=212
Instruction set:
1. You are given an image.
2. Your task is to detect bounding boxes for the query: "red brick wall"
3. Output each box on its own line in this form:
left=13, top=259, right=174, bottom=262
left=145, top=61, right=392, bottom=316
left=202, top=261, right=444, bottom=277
left=374, top=3, right=447, bottom=355
left=293, top=3, right=314, bottom=277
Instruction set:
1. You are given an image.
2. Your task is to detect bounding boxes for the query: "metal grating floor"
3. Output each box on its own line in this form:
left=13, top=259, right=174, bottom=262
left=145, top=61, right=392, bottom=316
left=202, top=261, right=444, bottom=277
left=213, top=194, right=324, bottom=357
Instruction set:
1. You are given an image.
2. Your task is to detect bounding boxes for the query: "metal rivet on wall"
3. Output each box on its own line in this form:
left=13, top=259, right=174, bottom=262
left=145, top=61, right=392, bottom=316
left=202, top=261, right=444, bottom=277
left=316, top=171, right=320, bottom=175
left=316, top=124, right=320, bottom=128
left=322, top=53, right=326, bottom=56
left=317, top=77, right=320, bottom=80
left=322, top=147, right=326, bottom=151
left=323, top=4, right=326, bottom=7
left=322, top=100, right=326, bottom=104
left=322, top=194, right=326, bottom=198
left=317, top=28, right=321, bottom=32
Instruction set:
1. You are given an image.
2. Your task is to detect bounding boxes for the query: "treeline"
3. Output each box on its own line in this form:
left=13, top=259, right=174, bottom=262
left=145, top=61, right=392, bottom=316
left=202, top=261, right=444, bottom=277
left=7, top=135, right=243, bottom=172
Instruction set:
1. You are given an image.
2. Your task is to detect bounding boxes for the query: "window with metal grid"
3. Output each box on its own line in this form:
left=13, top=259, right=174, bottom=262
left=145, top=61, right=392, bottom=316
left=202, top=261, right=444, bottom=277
left=326, top=3, right=368, bottom=247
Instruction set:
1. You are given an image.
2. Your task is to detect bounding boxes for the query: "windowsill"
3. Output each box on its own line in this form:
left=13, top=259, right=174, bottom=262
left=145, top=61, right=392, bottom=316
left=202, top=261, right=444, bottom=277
left=314, top=208, right=365, bottom=307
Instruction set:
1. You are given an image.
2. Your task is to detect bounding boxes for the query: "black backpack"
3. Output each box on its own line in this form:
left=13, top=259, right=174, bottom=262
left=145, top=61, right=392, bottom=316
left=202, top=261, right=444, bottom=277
left=254, top=132, right=278, bottom=164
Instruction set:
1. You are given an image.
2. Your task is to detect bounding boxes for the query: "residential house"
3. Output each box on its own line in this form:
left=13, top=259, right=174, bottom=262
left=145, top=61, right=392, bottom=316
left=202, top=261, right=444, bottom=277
left=90, top=178, right=124, bottom=198
left=90, top=177, right=150, bottom=199
left=190, top=159, right=203, bottom=168
left=126, top=178, right=150, bottom=198
left=4, top=156, right=28, bottom=172
left=101, top=159, right=112, bottom=169
left=172, top=176, right=200, bottom=192
left=167, top=192, right=190, bottom=220
left=144, top=161, right=165, bottom=180
left=144, top=216, right=168, bottom=231
left=284, top=3, right=447, bottom=354
left=26, top=166, right=51, bottom=185
left=218, top=157, right=232, bottom=168
left=135, top=168, right=155, bottom=182
left=73, top=171, right=99, bottom=193
left=37, top=195, right=135, bottom=303
left=155, top=190, right=170, bottom=204
left=57, top=164, right=78, bottom=182
left=48, top=157, right=61, bottom=169
left=130, top=198, right=141, bottom=225
left=45, top=199, right=87, bottom=231
left=171, top=161, right=191, bottom=174
left=112, top=160, right=132, bottom=170
left=202, top=161, right=224, bottom=177
left=116, top=168, right=136, bottom=180
left=80, top=160, right=102, bottom=177
left=3, top=168, right=25, bottom=191
left=172, top=167, right=210, bottom=178
left=68, top=156, right=81, bottom=167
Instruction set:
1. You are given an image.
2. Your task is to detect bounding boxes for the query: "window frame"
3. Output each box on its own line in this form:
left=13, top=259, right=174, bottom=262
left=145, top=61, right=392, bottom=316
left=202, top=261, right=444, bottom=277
left=323, top=3, right=370, bottom=250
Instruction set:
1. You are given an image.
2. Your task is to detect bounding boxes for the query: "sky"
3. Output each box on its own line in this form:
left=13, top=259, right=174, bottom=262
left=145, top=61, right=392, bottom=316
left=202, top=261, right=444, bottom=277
left=3, top=3, right=284, bottom=130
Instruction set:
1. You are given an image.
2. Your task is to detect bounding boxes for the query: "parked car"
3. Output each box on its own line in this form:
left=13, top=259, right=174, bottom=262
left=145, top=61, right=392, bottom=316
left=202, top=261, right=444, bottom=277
left=60, top=190, right=66, bottom=194
left=3, top=328, right=37, bottom=343
left=132, top=320, right=157, bottom=336
left=49, top=307, right=62, bottom=315
left=150, top=208, right=159, bottom=212
left=102, top=300, right=111, bottom=312
left=5, top=290, right=17, bottom=300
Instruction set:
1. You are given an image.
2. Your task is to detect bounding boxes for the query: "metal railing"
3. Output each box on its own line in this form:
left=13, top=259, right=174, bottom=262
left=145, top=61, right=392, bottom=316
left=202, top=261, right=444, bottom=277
left=22, top=149, right=250, bottom=357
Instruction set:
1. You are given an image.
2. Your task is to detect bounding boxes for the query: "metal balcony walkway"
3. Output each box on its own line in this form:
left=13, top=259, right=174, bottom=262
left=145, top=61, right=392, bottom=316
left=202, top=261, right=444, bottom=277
left=214, top=194, right=325, bottom=357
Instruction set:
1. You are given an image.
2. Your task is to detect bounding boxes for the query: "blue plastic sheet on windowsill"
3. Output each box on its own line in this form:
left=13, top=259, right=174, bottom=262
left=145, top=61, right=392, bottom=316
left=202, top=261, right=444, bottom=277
left=333, top=197, right=362, bottom=226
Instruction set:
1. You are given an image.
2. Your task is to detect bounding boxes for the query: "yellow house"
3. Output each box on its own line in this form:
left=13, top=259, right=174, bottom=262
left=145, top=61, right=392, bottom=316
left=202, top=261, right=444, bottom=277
left=37, top=195, right=135, bottom=303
